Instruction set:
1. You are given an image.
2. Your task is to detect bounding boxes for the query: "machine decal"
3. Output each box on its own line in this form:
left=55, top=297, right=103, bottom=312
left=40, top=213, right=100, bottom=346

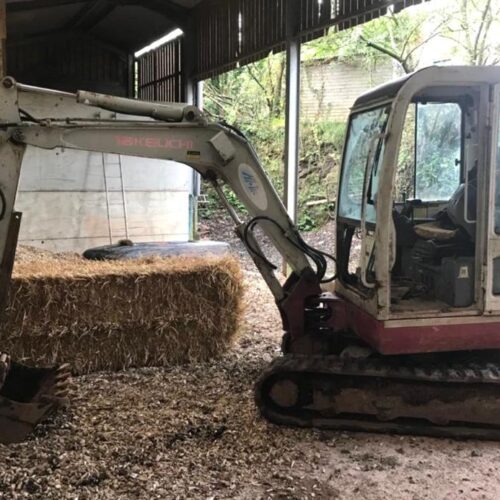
left=114, top=135, right=194, bottom=150
left=238, top=163, right=268, bottom=210
left=186, top=150, right=201, bottom=161
left=459, top=266, right=469, bottom=279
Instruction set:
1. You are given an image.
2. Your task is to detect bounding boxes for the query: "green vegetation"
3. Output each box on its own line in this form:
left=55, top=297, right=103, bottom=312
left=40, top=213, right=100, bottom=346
left=304, top=0, right=500, bottom=73
left=201, top=51, right=346, bottom=230
left=200, top=0, right=500, bottom=230
left=201, top=52, right=345, bottom=230
left=302, top=8, right=432, bottom=73
left=395, top=102, right=462, bottom=201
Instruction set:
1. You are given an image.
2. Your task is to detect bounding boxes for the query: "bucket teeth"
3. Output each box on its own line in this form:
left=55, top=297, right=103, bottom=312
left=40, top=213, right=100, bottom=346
left=0, top=357, right=72, bottom=443
left=52, top=365, right=72, bottom=402
left=0, top=352, right=10, bottom=385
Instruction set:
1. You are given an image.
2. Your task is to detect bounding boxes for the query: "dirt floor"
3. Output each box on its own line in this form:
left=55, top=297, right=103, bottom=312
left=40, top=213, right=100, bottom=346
left=1, top=211, right=500, bottom=499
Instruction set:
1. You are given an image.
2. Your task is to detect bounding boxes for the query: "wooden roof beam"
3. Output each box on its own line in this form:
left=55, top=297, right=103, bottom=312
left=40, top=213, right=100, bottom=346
left=7, top=0, right=88, bottom=12
left=119, top=0, right=189, bottom=29
left=64, top=0, right=115, bottom=31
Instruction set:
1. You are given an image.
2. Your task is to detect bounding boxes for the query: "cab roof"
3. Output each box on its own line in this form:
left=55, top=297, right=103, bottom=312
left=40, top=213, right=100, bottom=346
left=352, top=66, right=500, bottom=110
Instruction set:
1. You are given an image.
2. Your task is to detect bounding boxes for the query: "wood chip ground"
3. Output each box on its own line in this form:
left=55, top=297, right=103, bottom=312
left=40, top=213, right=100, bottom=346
left=1, top=215, right=499, bottom=499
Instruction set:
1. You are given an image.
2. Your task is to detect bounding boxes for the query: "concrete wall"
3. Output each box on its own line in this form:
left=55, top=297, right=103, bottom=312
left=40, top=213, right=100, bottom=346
left=16, top=149, right=193, bottom=252
left=13, top=93, right=193, bottom=253
left=301, top=60, right=396, bottom=122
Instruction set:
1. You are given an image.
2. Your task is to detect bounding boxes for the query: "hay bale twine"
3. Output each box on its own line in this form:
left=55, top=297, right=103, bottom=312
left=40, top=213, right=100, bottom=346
left=0, top=247, right=243, bottom=374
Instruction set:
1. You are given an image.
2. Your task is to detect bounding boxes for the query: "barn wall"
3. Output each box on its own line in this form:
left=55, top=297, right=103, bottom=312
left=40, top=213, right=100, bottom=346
left=8, top=33, right=192, bottom=253
left=7, top=35, right=131, bottom=96
left=137, top=37, right=183, bottom=102
left=301, top=60, right=396, bottom=121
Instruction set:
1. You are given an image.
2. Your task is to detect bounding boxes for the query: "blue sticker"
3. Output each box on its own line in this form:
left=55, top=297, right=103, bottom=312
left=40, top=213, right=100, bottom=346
left=238, top=164, right=268, bottom=210
left=241, top=171, right=259, bottom=195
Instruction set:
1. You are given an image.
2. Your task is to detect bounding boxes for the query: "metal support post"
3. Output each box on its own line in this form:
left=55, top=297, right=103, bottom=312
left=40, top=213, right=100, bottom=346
left=0, top=0, right=6, bottom=77
left=283, top=0, right=301, bottom=274
left=189, top=79, right=203, bottom=240
left=193, top=79, right=204, bottom=199
left=182, top=26, right=201, bottom=241
left=284, top=38, right=301, bottom=225
left=196, top=80, right=204, bottom=111
left=185, top=78, right=195, bottom=105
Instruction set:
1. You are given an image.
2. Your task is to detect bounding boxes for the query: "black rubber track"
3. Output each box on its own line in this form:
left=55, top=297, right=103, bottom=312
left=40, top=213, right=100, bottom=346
left=255, top=353, right=500, bottom=440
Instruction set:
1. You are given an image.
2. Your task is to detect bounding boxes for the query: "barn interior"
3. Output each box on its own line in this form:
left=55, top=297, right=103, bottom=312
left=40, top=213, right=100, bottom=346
left=4, top=1, right=497, bottom=499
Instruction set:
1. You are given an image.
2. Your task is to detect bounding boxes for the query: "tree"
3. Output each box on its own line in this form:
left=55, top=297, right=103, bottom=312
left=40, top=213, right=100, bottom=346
left=204, top=52, right=285, bottom=125
left=203, top=52, right=288, bottom=219
left=303, top=6, right=445, bottom=74
left=304, top=0, right=500, bottom=71
left=443, top=0, right=500, bottom=65
left=203, top=50, right=343, bottom=230
left=357, top=10, right=446, bottom=74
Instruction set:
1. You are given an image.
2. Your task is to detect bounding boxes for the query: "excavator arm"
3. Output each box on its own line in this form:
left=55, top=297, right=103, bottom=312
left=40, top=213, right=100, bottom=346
left=3, top=77, right=337, bottom=333
left=3, top=77, right=334, bottom=300
left=0, top=77, right=336, bottom=442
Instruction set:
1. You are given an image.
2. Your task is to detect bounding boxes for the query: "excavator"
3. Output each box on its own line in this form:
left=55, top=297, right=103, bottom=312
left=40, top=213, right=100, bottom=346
left=2, top=65, right=500, bottom=443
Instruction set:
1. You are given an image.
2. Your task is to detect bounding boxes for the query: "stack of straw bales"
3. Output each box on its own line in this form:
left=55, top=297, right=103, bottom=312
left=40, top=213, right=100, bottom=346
left=0, top=248, right=243, bottom=374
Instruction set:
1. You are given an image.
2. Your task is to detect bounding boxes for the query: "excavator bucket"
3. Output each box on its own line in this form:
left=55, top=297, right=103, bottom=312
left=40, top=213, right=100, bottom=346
left=0, top=353, right=70, bottom=444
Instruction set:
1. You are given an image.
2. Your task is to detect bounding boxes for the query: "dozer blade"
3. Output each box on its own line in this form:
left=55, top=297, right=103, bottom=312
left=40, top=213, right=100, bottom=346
left=256, top=354, right=500, bottom=440
left=0, top=353, right=71, bottom=444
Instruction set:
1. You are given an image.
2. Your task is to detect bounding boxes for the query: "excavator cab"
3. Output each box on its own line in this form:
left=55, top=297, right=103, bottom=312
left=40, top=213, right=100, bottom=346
left=334, top=66, right=500, bottom=355
left=257, top=68, right=500, bottom=439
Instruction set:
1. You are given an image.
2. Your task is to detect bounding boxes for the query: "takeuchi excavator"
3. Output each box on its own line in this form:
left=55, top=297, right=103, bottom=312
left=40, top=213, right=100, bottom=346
left=2, top=66, right=500, bottom=443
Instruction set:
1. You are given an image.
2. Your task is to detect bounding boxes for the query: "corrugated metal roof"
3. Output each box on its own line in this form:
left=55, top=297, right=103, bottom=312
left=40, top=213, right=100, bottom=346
left=191, top=0, right=430, bottom=80
left=7, top=0, right=432, bottom=82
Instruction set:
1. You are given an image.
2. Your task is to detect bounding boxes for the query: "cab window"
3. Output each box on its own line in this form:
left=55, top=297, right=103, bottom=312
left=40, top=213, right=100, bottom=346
left=395, top=101, right=462, bottom=203
left=338, top=105, right=390, bottom=222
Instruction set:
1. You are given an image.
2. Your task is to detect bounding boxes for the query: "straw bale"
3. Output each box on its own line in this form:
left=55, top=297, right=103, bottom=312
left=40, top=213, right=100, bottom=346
left=0, top=248, right=243, bottom=374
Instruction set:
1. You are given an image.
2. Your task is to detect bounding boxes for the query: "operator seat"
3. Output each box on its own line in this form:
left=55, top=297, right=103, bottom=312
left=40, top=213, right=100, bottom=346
left=413, top=222, right=458, bottom=241
left=445, top=179, right=477, bottom=240
left=414, top=175, right=477, bottom=242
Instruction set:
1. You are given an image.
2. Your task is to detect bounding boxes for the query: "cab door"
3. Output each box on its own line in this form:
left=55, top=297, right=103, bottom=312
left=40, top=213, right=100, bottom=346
left=485, top=84, right=500, bottom=312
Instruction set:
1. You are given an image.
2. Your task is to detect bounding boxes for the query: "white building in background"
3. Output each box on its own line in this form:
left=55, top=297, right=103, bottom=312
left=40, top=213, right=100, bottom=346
left=301, top=59, right=397, bottom=122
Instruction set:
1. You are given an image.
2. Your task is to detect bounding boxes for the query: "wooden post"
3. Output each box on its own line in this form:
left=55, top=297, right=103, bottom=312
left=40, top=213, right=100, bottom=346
left=0, top=0, right=6, bottom=77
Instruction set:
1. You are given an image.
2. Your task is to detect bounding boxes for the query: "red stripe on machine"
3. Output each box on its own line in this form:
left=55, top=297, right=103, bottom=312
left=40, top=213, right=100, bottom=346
left=114, top=135, right=194, bottom=149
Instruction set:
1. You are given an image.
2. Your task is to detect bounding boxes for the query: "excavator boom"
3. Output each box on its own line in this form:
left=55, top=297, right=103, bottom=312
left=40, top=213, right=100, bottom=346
left=0, top=77, right=332, bottom=442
